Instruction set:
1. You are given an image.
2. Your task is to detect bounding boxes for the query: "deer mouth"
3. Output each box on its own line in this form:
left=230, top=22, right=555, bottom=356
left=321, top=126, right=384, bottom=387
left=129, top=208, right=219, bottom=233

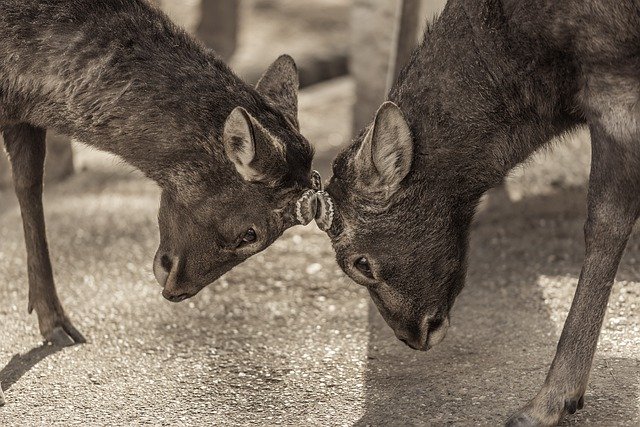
left=161, top=288, right=200, bottom=303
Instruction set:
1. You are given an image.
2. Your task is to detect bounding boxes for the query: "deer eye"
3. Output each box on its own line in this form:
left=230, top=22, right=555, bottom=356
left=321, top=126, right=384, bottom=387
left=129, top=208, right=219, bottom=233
left=238, top=228, right=257, bottom=247
left=354, top=256, right=374, bottom=279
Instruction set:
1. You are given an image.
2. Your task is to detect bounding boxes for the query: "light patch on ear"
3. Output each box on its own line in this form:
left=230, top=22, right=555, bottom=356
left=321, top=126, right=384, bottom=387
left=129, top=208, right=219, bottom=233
left=355, top=101, right=414, bottom=197
left=223, top=106, right=288, bottom=184
left=223, top=107, right=263, bottom=181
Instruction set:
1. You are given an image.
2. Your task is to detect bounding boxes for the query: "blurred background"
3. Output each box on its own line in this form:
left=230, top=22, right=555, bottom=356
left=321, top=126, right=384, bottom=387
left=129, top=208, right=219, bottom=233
left=1, top=1, right=637, bottom=426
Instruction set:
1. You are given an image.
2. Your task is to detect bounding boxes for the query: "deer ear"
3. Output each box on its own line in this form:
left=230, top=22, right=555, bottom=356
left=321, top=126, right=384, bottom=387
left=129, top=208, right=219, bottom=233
left=354, top=101, right=413, bottom=198
left=255, top=54, right=299, bottom=129
left=223, top=107, right=285, bottom=184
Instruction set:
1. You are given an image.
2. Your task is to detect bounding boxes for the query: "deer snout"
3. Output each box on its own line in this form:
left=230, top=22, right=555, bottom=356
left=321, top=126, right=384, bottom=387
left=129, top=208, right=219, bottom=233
left=394, top=315, right=450, bottom=351
left=153, top=251, right=190, bottom=302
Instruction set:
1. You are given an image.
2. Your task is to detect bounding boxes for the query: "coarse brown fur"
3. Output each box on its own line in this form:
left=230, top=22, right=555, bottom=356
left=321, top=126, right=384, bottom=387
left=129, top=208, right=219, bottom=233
left=1, top=0, right=315, bottom=344
left=323, top=0, right=640, bottom=425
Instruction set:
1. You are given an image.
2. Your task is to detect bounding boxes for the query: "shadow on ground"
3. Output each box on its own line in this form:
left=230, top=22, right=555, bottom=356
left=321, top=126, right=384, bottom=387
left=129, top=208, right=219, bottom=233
left=357, top=186, right=640, bottom=426
left=0, top=344, right=71, bottom=392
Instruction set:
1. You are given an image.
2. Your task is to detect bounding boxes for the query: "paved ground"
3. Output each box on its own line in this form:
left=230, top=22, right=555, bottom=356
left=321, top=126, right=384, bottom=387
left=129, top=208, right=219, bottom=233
left=1, top=78, right=639, bottom=426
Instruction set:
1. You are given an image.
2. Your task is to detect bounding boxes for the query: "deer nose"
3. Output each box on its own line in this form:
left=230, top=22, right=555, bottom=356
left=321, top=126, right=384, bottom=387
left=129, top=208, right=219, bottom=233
left=164, top=293, right=190, bottom=303
left=153, top=253, right=193, bottom=303
left=394, top=316, right=450, bottom=351
left=394, top=330, right=421, bottom=350
left=153, top=251, right=175, bottom=287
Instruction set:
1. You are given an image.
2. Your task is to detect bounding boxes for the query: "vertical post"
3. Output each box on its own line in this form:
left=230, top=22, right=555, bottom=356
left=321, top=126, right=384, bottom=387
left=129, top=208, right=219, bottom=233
left=1, top=132, right=74, bottom=188
left=386, top=0, right=422, bottom=92
left=196, top=0, right=239, bottom=61
left=0, top=138, right=10, bottom=187
left=155, top=0, right=239, bottom=62
left=350, top=0, right=398, bottom=134
left=351, top=0, right=447, bottom=135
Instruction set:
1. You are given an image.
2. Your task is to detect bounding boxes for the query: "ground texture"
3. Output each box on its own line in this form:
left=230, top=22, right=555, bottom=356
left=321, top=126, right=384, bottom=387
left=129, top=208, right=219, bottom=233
left=1, top=78, right=639, bottom=426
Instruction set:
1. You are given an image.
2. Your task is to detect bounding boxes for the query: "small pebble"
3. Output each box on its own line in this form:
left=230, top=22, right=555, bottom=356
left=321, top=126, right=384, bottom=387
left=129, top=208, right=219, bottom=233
left=306, top=263, right=323, bottom=275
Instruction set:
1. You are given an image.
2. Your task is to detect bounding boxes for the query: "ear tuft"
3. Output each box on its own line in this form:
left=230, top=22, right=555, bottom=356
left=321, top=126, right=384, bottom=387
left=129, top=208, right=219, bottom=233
left=255, top=55, right=299, bottom=128
left=354, top=101, right=413, bottom=198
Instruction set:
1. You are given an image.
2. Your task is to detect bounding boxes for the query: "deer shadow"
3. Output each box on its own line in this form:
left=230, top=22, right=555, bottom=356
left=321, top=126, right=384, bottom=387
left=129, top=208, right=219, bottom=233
left=0, top=343, right=72, bottom=394
left=355, top=186, right=639, bottom=426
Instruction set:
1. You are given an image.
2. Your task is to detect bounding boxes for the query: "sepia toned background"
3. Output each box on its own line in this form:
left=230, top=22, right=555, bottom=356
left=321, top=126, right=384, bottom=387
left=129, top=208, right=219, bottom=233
left=1, top=1, right=638, bottom=425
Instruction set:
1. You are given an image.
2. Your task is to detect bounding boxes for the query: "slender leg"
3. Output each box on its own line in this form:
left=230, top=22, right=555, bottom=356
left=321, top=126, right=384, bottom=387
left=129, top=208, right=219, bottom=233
left=3, top=124, right=85, bottom=345
left=507, top=124, right=640, bottom=426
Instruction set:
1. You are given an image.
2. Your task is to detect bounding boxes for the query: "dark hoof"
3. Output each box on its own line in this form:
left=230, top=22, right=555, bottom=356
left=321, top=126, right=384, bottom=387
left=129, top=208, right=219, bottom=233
left=564, top=395, right=585, bottom=414
left=505, top=413, right=538, bottom=427
left=44, top=322, right=87, bottom=346
left=578, top=395, right=584, bottom=410
left=0, top=385, right=5, bottom=406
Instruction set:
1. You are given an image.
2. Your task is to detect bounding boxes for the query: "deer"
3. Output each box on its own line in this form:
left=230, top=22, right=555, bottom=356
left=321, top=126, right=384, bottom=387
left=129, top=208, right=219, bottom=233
left=0, top=0, right=321, bottom=348
left=313, top=0, right=640, bottom=425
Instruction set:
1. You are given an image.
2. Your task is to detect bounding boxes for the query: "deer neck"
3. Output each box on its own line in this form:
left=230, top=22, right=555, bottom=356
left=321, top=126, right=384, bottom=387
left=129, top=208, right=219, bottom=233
left=390, top=0, right=582, bottom=201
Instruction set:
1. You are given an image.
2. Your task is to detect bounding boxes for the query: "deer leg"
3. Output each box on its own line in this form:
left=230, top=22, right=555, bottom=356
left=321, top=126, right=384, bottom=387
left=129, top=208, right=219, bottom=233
left=506, top=124, right=640, bottom=426
left=3, top=124, right=85, bottom=345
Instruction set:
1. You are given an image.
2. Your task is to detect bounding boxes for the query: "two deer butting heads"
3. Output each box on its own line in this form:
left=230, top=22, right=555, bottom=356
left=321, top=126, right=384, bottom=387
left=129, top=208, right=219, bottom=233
left=153, top=56, right=449, bottom=354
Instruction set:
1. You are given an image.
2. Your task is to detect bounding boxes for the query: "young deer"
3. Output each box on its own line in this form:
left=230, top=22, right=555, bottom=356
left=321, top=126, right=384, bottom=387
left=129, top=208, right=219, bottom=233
left=0, top=0, right=319, bottom=346
left=314, top=0, right=640, bottom=425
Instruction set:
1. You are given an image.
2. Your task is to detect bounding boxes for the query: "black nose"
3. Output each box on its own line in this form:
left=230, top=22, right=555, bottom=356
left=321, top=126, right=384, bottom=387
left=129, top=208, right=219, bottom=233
left=160, top=254, right=173, bottom=273
left=399, top=337, right=418, bottom=350
left=166, top=293, right=189, bottom=303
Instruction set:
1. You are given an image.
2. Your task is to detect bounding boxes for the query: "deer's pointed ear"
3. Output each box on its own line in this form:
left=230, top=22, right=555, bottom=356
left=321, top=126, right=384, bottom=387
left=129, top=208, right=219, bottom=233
left=223, top=106, right=286, bottom=184
left=255, top=54, right=299, bottom=129
left=354, top=101, right=413, bottom=198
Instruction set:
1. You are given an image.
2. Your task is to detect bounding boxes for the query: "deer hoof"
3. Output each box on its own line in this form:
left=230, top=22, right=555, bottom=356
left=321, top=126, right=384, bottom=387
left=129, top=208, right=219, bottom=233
left=43, top=321, right=87, bottom=346
left=505, top=412, right=540, bottom=427
left=564, top=395, right=584, bottom=414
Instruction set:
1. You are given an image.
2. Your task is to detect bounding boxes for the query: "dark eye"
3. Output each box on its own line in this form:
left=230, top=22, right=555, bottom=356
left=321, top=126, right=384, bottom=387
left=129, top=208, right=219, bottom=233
left=239, top=228, right=257, bottom=246
left=354, top=256, right=374, bottom=279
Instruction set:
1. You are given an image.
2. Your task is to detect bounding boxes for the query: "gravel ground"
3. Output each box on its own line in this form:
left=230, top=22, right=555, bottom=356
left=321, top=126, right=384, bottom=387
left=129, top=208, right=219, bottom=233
left=1, top=78, right=639, bottom=426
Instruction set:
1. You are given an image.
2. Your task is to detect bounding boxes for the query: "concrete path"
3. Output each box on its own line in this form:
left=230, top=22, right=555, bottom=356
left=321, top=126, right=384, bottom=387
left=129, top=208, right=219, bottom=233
left=1, top=79, right=638, bottom=426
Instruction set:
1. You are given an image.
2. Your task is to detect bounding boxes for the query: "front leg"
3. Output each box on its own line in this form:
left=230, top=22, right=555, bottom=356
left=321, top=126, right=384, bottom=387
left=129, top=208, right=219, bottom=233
left=507, top=124, right=640, bottom=426
left=3, top=124, right=85, bottom=345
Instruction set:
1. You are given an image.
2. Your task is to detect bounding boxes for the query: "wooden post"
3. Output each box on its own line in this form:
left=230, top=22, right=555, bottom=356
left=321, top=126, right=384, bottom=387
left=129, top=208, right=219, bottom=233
left=1, top=132, right=74, bottom=188
left=351, top=0, right=447, bottom=135
left=350, top=0, right=397, bottom=134
left=155, top=0, right=239, bottom=62
left=0, top=140, right=9, bottom=187
left=197, top=0, right=239, bottom=61
left=386, top=0, right=422, bottom=91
